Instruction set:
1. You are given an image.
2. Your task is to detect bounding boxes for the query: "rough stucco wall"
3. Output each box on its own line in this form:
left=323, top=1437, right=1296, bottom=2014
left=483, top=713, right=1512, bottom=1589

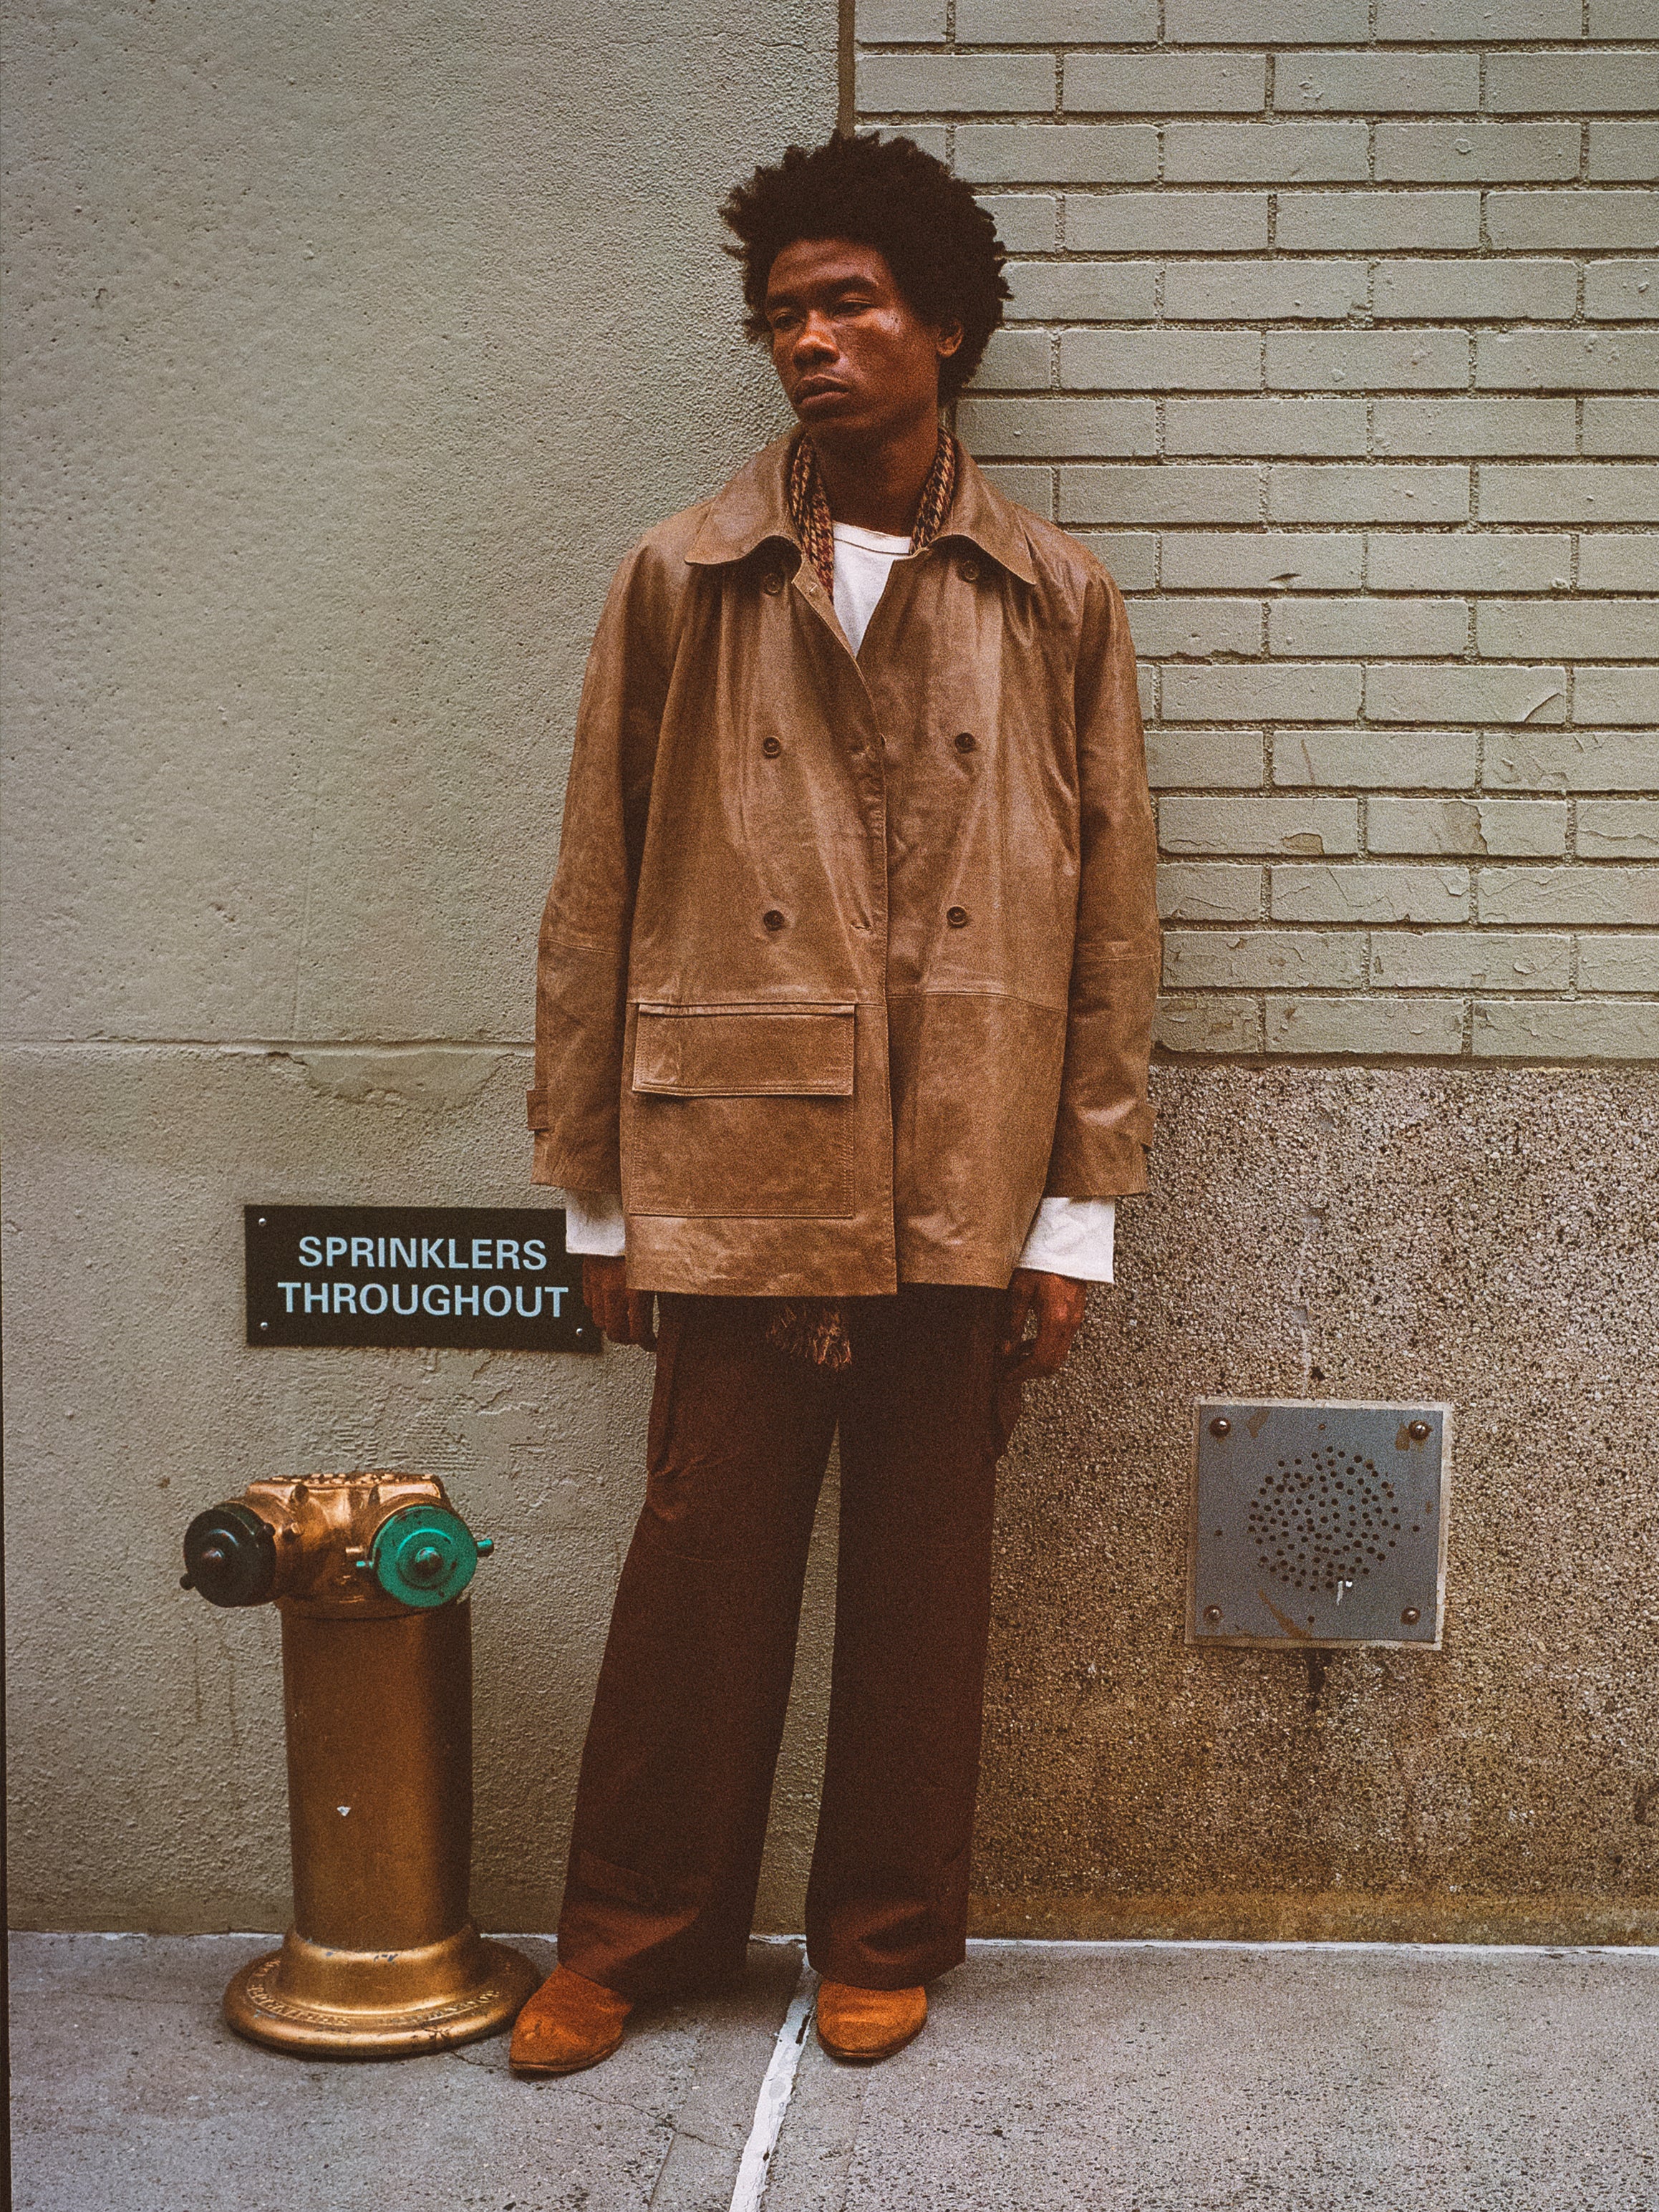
left=1, top=0, right=838, bottom=1931
left=4, top=2, right=1655, bottom=1948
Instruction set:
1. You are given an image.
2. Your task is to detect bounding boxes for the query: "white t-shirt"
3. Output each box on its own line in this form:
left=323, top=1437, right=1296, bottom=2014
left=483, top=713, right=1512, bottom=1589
left=563, top=521, right=1118, bottom=1285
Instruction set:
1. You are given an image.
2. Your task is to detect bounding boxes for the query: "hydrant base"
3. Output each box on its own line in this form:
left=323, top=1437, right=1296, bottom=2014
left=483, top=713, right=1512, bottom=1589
left=223, top=1927, right=540, bottom=2059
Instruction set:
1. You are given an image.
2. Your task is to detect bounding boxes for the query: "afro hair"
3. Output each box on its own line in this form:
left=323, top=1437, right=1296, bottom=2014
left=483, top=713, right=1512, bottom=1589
left=720, top=132, right=1010, bottom=405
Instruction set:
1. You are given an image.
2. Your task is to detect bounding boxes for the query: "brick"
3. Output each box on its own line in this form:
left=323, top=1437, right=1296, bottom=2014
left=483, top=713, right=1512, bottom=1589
left=1165, top=123, right=1368, bottom=185
left=1366, top=663, right=1569, bottom=723
left=1479, top=331, right=1659, bottom=391
left=961, top=397, right=1156, bottom=458
left=977, top=195, right=1058, bottom=254
left=1272, top=864, right=1472, bottom=922
left=1577, top=934, right=1659, bottom=990
left=856, top=0, right=946, bottom=37
left=1271, top=597, right=1468, bottom=657
left=955, top=0, right=1159, bottom=38
left=1157, top=863, right=1263, bottom=921
left=1374, top=399, right=1575, bottom=458
left=1579, top=800, right=1659, bottom=857
left=1585, top=401, right=1659, bottom=457
left=1164, top=662, right=1364, bottom=722
left=1061, top=330, right=1261, bottom=390
left=1145, top=728, right=1265, bottom=788
left=1064, top=54, right=1266, bottom=114
left=955, top=126, right=1159, bottom=186
left=1376, top=0, right=1581, bottom=34
left=1586, top=262, right=1659, bottom=321
left=1590, top=0, right=1657, bottom=30
left=1368, top=533, right=1571, bottom=592
left=1155, top=995, right=1264, bottom=1052
left=1477, top=599, right=1658, bottom=660
left=1161, top=533, right=1364, bottom=591
left=1370, top=932, right=1571, bottom=990
left=969, top=329, right=1054, bottom=390
left=1376, top=125, right=1580, bottom=184
left=1269, top=465, right=1470, bottom=523
left=1073, top=531, right=1157, bottom=589
left=1060, top=463, right=1262, bottom=523
left=866, top=123, right=952, bottom=161
left=1487, top=191, right=1658, bottom=251
left=1486, top=52, right=1659, bottom=114
left=1126, top=596, right=1264, bottom=658
left=1478, top=864, right=1659, bottom=924
left=1576, top=666, right=1658, bottom=723
left=1486, top=730, right=1659, bottom=790
left=1588, top=125, right=1659, bottom=181
left=1165, top=400, right=1367, bottom=458
left=1577, top=536, right=1659, bottom=589
left=1164, top=929, right=1366, bottom=988
left=1159, top=796, right=1358, bottom=856
left=977, top=463, right=1054, bottom=514
left=1275, top=191, right=1481, bottom=251
left=1473, top=998, right=1659, bottom=1058
left=1268, top=331, right=1469, bottom=392
left=1168, top=0, right=1369, bottom=37
left=1368, top=796, right=1569, bottom=856
left=1480, top=464, right=1659, bottom=521
left=1267, top=996, right=1468, bottom=1056
left=858, top=54, right=1054, bottom=112
left=1165, top=264, right=1368, bottom=323
left=1374, top=260, right=1577, bottom=323
left=1273, top=730, right=1479, bottom=788
left=1279, top=52, right=1479, bottom=113
left=1064, top=192, right=1270, bottom=253
left=1005, top=262, right=1156, bottom=321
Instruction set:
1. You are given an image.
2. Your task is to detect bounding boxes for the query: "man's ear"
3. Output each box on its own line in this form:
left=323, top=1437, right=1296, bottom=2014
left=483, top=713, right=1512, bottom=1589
left=936, top=322, right=964, bottom=360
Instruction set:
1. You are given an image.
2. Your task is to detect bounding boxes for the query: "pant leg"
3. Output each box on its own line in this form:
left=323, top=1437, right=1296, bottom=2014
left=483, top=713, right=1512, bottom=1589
left=803, top=1284, right=1009, bottom=1989
left=557, top=1294, right=838, bottom=1998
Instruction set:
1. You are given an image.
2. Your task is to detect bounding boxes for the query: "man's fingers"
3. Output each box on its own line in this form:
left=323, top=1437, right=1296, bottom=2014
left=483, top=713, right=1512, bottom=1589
left=1006, top=1275, right=1087, bottom=1383
left=627, top=1289, right=657, bottom=1350
left=1000, top=1274, right=1037, bottom=1357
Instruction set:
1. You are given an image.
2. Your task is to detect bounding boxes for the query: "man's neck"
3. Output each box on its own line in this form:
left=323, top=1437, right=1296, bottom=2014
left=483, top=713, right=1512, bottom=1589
left=810, top=411, right=942, bottom=536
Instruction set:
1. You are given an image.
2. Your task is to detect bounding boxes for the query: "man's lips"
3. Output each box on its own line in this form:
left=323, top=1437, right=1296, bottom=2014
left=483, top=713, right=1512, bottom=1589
left=793, top=377, right=848, bottom=405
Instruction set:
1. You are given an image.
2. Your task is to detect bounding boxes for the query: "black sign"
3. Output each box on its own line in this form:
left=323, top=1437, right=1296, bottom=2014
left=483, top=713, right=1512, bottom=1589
left=245, top=1205, right=599, bottom=1353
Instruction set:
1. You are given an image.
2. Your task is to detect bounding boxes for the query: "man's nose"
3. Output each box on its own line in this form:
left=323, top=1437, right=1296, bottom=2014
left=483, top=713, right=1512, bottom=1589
left=790, top=311, right=836, bottom=364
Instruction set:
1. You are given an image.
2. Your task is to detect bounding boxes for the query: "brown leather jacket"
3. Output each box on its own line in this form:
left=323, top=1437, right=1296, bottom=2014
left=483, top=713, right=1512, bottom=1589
left=529, top=435, right=1159, bottom=1298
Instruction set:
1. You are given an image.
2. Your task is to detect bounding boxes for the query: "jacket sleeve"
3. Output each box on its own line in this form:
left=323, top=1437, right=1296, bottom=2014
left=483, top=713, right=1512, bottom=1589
left=1045, top=564, right=1161, bottom=1199
left=528, top=540, right=680, bottom=1190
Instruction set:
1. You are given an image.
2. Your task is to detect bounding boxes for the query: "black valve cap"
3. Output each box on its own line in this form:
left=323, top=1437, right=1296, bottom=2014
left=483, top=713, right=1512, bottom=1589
left=182, top=1503, right=277, bottom=1608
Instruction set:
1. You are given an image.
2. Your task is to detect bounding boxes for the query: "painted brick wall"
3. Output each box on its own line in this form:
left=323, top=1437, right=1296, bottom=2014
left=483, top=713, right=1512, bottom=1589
left=855, top=0, right=1658, bottom=1062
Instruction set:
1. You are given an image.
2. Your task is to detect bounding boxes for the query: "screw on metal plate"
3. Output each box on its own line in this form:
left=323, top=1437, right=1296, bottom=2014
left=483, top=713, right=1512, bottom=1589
left=1408, top=1421, right=1431, bottom=1440
left=1203, top=1605, right=1223, bottom=1625
left=1401, top=1608, right=1421, bottom=1626
left=1209, top=1418, right=1232, bottom=1438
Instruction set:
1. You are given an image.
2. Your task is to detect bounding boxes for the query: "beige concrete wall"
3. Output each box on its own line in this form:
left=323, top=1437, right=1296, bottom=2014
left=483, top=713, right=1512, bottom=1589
left=5, top=0, right=1655, bottom=1945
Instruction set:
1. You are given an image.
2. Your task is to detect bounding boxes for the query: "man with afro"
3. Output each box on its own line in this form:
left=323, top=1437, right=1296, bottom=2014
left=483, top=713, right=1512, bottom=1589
left=514, top=131, right=1159, bottom=2075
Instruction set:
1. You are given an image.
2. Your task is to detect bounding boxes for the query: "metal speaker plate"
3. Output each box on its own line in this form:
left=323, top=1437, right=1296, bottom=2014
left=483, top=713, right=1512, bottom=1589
left=1188, top=1399, right=1451, bottom=1649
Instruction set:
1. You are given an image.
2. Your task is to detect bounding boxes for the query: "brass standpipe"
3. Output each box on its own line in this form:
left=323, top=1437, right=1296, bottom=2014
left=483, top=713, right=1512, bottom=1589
left=181, top=1473, right=538, bottom=2057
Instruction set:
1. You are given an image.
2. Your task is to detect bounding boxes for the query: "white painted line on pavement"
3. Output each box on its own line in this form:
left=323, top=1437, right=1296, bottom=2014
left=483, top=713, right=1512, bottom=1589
left=728, top=1957, right=816, bottom=2212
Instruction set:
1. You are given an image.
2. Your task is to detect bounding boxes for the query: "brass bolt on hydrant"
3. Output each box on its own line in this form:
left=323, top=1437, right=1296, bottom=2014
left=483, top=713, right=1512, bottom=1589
left=181, top=1472, right=538, bottom=2057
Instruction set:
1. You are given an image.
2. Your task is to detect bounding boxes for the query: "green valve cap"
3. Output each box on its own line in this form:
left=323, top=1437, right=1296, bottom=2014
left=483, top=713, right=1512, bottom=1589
left=369, top=1505, right=480, bottom=1609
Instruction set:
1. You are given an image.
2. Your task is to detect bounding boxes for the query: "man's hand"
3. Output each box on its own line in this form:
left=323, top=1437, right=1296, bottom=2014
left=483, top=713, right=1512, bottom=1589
left=581, top=1255, right=657, bottom=1350
left=1000, top=1268, right=1087, bottom=1386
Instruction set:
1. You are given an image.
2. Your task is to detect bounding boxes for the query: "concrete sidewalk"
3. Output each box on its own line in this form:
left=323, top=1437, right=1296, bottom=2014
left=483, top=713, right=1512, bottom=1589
left=9, top=1934, right=1657, bottom=2211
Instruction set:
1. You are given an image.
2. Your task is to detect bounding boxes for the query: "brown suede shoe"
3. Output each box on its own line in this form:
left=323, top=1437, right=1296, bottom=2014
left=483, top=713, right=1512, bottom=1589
left=815, top=1980, right=927, bottom=2064
left=509, top=1964, right=632, bottom=2076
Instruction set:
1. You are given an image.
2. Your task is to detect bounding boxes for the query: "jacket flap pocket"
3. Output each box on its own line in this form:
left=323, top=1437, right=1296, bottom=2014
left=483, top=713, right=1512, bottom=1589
left=632, top=1005, right=854, bottom=1097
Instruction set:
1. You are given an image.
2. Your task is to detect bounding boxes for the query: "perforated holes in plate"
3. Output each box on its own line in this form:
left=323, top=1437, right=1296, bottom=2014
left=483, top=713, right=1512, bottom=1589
left=1246, top=1446, right=1404, bottom=1597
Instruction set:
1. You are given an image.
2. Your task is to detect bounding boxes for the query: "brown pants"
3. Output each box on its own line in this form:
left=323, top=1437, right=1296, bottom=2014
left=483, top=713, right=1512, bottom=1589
left=556, top=1285, right=1015, bottom=1996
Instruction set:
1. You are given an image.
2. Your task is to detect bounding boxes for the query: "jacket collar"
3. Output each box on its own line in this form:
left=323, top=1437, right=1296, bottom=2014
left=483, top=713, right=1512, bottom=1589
left=684, top=431, right=1039, bottom=588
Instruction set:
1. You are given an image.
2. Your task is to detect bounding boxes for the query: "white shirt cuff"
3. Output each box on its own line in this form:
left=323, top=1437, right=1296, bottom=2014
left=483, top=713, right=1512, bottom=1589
left=1015, top=1196, right=1115, bottom=1284
left=561, top=1190, right=627, bottom=1258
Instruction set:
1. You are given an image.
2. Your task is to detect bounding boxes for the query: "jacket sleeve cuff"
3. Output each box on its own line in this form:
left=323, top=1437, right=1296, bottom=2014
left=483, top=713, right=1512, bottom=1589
left=1016, top=1197, right=1115, bottom=1283
left=561, top=1191, right=627, bottom=1259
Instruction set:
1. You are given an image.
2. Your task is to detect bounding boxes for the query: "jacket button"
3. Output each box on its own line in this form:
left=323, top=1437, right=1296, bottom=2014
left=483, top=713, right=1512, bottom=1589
left=959, top=558, right=981, bottom=583
left=954, top=731, right=977, bottom=753
left=763, top=909, right=786, bottom=932
left=762, top=736, right=783, bottom=757
left=762, top=571, right=785, bottom=595
left=947, top=906, right=969, bottom=928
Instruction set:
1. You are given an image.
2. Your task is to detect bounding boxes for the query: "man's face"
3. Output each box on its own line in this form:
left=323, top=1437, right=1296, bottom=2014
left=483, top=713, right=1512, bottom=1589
left=763, top=237, right=962, bottom=445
